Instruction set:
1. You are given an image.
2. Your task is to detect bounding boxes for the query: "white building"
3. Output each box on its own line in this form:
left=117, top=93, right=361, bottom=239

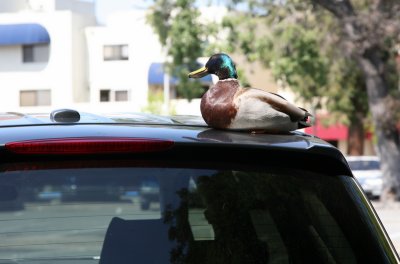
left=0, top=0, right=96, bottom=112
left=0, top=2, right=271, bottom=116
left=85, top=10, right=165, bottom=112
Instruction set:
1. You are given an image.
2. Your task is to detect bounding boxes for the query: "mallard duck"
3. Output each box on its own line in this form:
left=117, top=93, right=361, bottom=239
left=188, top=53, right=312, bottom=132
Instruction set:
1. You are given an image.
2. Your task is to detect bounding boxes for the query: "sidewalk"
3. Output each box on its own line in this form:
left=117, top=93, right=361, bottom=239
left=372, top=201, right=400, bottom=253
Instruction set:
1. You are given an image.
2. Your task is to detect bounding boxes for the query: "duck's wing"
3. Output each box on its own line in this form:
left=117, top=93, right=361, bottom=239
left=268, top=92, right=288, bottom=101
left=268, top=93, right=313, bottom=126
left=238, top=88, right=312, bottom=125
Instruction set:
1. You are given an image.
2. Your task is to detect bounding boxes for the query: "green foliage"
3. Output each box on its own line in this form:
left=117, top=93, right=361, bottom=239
left=236, top=68, right=250, bottom=87
left=147, top=0, right=399, bottom=125
left=221, top=3, right=332, bottom=102
left=325, top=59, right=369, bottom=125
left=147, top=0, right=208, bottom=100
left=141, top=90, right=164, bottom=114
left=146, top=0, right=174, bottom=46
left=175, top=67, right=206, bottom=100
left=221, top=0, right=374, bottom=126
left=263, top=25, right=329, bottom=100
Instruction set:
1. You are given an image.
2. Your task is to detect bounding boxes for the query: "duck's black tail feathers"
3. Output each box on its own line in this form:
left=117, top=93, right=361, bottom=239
left=298, top=109, right=313, bottom=129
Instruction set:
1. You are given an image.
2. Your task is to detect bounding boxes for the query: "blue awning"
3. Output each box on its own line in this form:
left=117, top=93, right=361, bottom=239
left=0, top=23, right=50, bottom=46
left=148, top=63, right=178, bottom=85
left=148, top=62, right=213, bottom=85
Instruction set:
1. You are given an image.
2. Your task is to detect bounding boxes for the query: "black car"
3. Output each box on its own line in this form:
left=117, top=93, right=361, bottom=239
left=0, top=110, right=398, bottom=263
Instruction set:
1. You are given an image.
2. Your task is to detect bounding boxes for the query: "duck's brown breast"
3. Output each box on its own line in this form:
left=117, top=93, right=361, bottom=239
left=200, top=80, right=240, bottom=129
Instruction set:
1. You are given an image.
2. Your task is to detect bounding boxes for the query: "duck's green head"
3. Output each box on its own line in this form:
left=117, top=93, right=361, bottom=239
left=188, top=53, right=238, bottom=80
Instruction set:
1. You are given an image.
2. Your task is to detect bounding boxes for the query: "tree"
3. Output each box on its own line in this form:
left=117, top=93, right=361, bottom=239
left=222, top=1, right=369, bottom=154
left=309, top=0, right=400, bottom=200
left=147, top=0, right=207, bottom=100
left=223, top=0, right=400, bottom=200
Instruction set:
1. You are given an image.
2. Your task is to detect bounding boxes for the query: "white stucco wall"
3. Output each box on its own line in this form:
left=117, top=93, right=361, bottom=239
left=85, top=10, right=164, bottom=111
left=22, top=0, right=94, bottom=14
left=0, top=1, right=96, bottom=112
left=71, top=12, right=96, bottom=103
left=0, top=12, right=70, bottom=110
left=0, top=1, right=26, bottom=12
left=0, top=45, right=49, bottom=72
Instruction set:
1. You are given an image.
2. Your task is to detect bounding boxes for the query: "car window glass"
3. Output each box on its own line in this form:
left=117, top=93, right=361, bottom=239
left=0, top=162, right=393, bottom=263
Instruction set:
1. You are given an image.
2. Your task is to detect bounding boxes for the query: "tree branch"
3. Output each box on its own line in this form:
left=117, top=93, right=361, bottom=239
left=311, top=0, right=355, bottom=18
left=373, top=0, right=385, bottom=11
left=374, top=0, right=400, bottom=13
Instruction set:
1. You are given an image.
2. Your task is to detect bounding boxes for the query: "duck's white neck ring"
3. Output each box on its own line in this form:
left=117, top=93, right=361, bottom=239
left=218, top=78, right=239, bottom=83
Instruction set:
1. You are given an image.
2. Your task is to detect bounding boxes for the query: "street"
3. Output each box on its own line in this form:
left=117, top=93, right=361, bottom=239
left=373, top=201, right=400, bottom=254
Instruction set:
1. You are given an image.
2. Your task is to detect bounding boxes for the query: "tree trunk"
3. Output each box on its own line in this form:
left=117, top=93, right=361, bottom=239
left=347, top=116, right=364, bottom=156
left=311, top=0, right=400, bottom=200
left=357, top=51, right=400, bottom=201
left=375, top=126, right=400, bottom=201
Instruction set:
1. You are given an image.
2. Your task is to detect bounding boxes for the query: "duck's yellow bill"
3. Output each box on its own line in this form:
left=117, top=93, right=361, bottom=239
left=188, top=67, right=208, bottom=78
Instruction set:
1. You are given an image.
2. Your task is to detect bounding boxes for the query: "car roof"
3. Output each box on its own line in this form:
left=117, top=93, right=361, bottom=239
left=0, top=110, right=328, bottom=147
left=0, top=110, right=350, bottom=175
left=0, top=111, right=207, bottom=127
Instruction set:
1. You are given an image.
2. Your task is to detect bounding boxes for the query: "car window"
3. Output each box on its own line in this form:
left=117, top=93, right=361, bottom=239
left=348, top=160, right=380, bottom=171
left=0, top=160, right=394, bottom=263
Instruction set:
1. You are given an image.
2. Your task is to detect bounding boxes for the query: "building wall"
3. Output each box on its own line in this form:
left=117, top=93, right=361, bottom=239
left=0, top=45, right=49, bottom=72
left=0, top=1, right=26, bottom=12
left=0, top=12, right=70, bottom=110
left=71, top=12, right=96, bottom=102
left=55, top=0, right=95, bottom=14
left=24, top=0, right=94, bottom=14
left=86, top=10, right=164, bottom=111
left=0, top=1, right=96, bottom=112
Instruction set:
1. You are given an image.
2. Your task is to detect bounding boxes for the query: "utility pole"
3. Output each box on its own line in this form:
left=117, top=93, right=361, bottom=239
left=163, top=71, right=170, bottom=114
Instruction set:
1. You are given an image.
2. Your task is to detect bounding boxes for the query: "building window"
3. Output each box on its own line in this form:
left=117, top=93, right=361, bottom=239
left=22, top=45, right=34, bottom=62
left=100, top=90, right=129, bottom=102
left=22, top=44, right=50, bottom=63
left=20, top=90, right=51, bottom=106
left=115, top=90, right=128, bottom=101
left=100, top=90, right=110, bottom=102
left=103, top=45, right=129, bottom=61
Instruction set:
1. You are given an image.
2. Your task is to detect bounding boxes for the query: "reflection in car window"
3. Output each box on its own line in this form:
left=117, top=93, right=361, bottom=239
left=0, top=163, right=392, bottom=263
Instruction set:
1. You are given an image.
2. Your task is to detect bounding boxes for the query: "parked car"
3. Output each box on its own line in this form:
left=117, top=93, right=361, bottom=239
left=139, top=180, right=160, bottom=210
left=0, top=110, right=398, bottom=263
left=346, top=156, right=382, bottom=200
